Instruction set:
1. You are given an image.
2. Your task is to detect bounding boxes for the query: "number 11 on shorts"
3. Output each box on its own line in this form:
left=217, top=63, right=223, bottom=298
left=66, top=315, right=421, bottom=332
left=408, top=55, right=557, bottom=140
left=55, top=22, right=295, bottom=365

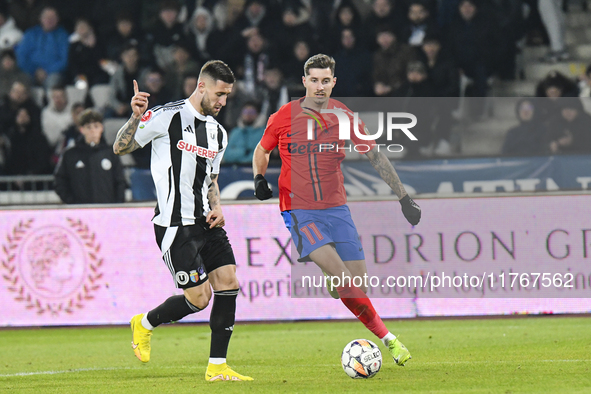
left=300, top=223, right=324, bottom=244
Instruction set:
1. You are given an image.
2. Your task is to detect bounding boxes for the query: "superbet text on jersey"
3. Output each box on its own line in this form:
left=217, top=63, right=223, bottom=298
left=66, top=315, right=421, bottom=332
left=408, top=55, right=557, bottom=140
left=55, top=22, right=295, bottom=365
left=260, top=98, right=375, bottom=211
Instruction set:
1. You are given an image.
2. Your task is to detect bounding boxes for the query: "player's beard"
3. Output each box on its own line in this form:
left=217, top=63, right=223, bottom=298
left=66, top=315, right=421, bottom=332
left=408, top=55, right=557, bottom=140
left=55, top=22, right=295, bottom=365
left=201, top=95, right=220, bottom=117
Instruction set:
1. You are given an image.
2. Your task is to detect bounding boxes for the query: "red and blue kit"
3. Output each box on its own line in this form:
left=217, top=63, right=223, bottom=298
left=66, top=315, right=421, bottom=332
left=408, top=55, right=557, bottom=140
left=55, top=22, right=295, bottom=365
left=261, top=98, right=375, bottom=261
left=260, top=98, right=375, bottom=212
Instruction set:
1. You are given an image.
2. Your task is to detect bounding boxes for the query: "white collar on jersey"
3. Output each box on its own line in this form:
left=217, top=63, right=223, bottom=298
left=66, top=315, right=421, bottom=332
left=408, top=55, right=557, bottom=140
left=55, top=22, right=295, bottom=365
left=184, top=98, right=209, bottom=121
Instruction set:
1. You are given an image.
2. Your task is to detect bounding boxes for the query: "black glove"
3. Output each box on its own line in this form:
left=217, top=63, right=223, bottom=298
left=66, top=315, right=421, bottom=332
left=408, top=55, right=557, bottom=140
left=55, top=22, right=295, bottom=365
left=254, top=174, right=273, bottom=200
left=400, top=194, right=421, bottom=225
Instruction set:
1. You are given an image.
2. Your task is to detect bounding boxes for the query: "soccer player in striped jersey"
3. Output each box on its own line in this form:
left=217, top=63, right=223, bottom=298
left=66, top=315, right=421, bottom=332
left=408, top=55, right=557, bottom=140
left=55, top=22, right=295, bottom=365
left=252, top=54, right=421, bottom=366
left=113, top=60, right=252, bottom=382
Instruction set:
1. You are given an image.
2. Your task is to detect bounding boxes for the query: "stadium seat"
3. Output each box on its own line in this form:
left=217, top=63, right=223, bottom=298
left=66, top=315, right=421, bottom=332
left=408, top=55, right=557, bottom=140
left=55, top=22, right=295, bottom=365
left=65, top=85, right=88, bottom=108
left=90, top=84, right=113, bottom=111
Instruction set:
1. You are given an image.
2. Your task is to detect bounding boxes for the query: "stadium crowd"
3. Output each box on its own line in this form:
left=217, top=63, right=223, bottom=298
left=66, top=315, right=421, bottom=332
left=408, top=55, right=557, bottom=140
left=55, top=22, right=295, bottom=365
left=0, top=0, right=589, bottom=184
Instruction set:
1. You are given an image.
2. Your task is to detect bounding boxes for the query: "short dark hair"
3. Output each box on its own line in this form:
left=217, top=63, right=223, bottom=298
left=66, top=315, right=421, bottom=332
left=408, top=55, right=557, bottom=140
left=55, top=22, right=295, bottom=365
left=242, top=100, right=261, bottom=113
left=199, top=60, right=236, bottom=84
left=304, top=54, right=335, bottom=76
left=71, top=102, right=85, bottom=113
left=78, top=109, right=103, bottom=126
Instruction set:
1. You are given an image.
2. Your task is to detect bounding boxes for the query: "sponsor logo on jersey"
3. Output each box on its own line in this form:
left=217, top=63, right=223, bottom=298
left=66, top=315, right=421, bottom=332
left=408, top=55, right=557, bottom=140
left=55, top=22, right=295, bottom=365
left=141, top=111, right=153, bottom=122
left=177, top=140, right=218, bottom=159
left=287, top=141, right=340, bottom=154
left=163, top=105, right=183, bottom=112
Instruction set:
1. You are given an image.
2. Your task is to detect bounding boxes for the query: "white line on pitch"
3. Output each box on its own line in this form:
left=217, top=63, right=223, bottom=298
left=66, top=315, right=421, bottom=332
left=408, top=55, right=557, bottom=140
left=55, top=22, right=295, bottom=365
left=0, top=365, right=199, bottom=378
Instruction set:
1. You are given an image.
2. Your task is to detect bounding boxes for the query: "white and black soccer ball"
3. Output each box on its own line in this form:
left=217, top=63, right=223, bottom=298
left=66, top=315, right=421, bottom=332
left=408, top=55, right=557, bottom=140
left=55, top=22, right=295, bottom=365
left=341, top=339, right=382, bottom=379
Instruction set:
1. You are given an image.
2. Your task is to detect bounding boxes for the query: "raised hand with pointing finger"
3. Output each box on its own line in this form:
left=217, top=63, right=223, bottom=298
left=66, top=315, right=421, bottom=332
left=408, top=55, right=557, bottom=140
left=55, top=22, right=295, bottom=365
left=131, top=79, right=150, bottom=119
left=112, top=79, right=150, bottom=155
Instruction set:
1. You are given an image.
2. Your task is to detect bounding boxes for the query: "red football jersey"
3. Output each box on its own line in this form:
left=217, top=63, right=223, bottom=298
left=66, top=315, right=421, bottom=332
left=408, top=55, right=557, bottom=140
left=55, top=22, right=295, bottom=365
left=260, top=98, right=375, bottom=211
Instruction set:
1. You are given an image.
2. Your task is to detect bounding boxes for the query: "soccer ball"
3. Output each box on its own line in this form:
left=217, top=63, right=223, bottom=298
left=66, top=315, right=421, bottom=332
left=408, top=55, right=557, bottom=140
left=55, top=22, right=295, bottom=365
left=341, top=339, right=382, bottom=379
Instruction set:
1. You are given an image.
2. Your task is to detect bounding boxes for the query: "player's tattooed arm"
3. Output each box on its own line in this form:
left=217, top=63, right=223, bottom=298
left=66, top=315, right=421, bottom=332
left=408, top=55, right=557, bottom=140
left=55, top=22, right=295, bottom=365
left=114, top=79, right=149, bottom=155
left=113, top=116, right=141, bottom=155
left=207, top=174, right=221, bottom=209
left=365, top=149, right=407, bottom=199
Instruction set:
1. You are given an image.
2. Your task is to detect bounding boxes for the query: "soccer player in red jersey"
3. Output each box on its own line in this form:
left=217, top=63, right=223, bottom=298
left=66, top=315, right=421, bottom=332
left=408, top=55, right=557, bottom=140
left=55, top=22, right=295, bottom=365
left=252, top=54, right=421, bottom=366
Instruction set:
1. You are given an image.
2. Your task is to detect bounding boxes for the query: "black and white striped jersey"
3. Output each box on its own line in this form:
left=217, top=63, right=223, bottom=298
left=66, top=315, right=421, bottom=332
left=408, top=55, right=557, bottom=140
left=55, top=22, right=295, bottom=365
left=134, top=99, right=227, bottom=227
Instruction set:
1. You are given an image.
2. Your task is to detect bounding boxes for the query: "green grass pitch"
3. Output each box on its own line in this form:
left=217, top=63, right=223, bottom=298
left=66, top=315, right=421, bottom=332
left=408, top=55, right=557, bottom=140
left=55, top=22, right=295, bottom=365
left=1, top=316, right=590, bottom=393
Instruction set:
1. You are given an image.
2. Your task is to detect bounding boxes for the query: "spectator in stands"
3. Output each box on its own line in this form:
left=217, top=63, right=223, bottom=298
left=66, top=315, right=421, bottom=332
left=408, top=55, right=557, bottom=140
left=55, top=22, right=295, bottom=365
left=55, top=102, right=85, bottom=157
left=0, top=3, right=23, bottom=50
left=0, top=49, right=31, bottom=101
left=420, top=34, right=458, bottom=155
left=9, top=0, right=44, bottom=32
left=538, top=0, right=568, bottom=63
left=146, top=0, right=187, bottom=70
left=363, top=0, right=403, bottom=52
left=420, top=34, right=459, bottom=97
left=493, top=0, right=525, bottom=80
left=239, top=31, right=271, bottom=97
left=536, top=70, right=579, bottom=98
left=103, top=13, right=146, bottom=63
left=231, top=0, right=278, bottom=43
left=67, top=19, right=109, bottom=87
left=182, top=73, right=198, bottom=97
left=332, top=28, right=372, bottom=96
left=373, top=26, right=415, bottom=96
left=165, top=43, right=200, bottom=99
left=274, top=5, right=317, bottom=61
left=399, top=0, right=439, bottom=48
left=90, top=0, right=142, bottom=39
left=281, top=40, right=310, bottom=96
left=140, top=68, right=171, bottom=107
left=393, top=61, right=436, bottom=97
left=535, top=71, right=579, bottom=122
left=15, top=6, right=69, bottom=89
left=545, top=98, right=591, bottom=154
left=41, top=86, right=71, bottom=155
left=223, top=102, right=265, bottom=164
left=392, top=61, right=440, bottom=157
left=0, top=80, right=40, bottom=132
left=187, top=7, right=226, bottom=63
left=107, top=44, right=141, bottom=118
left=258, top=68, right=289, bottom=124
left=54, top=109, right=125, bottom=204
left=327, top=2, right=364, bottom=53
left=447, top=0, right=499, bottom=97
left=5, top=106, right=50, bottom=175
left=502, top=99, right=545, bottom=156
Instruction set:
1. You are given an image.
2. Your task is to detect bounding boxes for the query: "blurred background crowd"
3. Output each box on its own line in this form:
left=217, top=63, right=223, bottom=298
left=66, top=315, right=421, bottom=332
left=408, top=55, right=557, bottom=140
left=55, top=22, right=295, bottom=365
left=0, top=0, right=590, bottom=201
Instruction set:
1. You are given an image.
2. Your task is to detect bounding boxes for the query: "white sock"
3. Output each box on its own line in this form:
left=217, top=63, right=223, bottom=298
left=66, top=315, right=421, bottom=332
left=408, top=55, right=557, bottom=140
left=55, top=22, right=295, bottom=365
left=209, top=358, right=226, bottom=365
left=141, top=314, right=154, bottom=330
left=381, top=332, right=396, bottom=346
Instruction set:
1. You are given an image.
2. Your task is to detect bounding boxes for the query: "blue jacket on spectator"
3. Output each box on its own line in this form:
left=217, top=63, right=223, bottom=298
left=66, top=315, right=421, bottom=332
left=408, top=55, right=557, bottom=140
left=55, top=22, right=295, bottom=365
left=223, top=125, right=265, bottom=165
left=15, top=25, right=69, bottom=76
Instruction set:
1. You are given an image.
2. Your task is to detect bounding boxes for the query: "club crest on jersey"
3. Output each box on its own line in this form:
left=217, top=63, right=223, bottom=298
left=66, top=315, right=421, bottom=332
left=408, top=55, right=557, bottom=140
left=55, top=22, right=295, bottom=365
left=141, top=111, right=153, bottom=122
left=177, top=140, right=217, bottom=159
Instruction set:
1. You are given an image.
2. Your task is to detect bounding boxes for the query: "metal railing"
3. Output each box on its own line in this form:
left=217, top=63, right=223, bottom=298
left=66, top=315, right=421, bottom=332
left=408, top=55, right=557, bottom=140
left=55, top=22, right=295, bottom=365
left=0, top=175, right=61, bottom=205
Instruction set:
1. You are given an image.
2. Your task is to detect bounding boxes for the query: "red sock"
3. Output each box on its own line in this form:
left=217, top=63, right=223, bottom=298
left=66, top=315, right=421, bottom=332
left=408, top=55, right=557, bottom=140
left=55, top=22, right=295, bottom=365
left=337, top=286, right=389, bottom=339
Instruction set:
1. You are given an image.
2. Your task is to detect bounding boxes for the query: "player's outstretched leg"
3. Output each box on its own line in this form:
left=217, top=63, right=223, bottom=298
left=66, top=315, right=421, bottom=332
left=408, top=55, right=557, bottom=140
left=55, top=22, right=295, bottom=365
left=131, top=295, right=202, bottom=362
left=337, top=285, right=411, bottom=366
left=205, top=289, right=253, bottom=382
